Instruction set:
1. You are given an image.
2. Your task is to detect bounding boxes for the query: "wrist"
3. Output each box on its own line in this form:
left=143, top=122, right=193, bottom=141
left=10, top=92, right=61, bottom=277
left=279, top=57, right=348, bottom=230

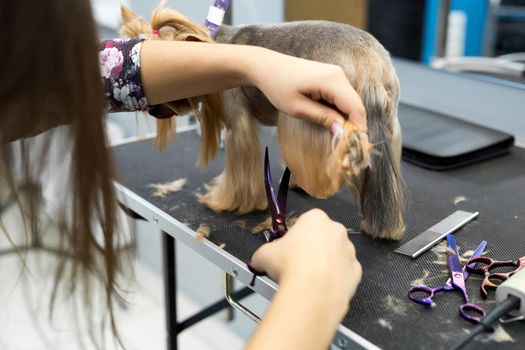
left=236, top=45, right=275, bottom=88
left=246, top=266, right=347, bottom=350
left=279, top=266, right=349, bottom=322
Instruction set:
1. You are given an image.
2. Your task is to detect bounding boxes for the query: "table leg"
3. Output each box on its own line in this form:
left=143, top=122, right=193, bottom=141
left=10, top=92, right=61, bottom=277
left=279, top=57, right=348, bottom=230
left=163, top=232, right=178, bottom=350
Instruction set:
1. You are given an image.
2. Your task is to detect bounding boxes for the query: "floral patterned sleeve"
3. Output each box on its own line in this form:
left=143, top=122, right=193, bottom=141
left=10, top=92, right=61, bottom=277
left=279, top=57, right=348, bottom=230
left=99, top=38, right=151, bottom=113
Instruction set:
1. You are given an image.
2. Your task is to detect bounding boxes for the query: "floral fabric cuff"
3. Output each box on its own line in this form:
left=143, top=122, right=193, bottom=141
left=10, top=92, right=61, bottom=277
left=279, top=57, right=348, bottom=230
left=99, top=38, right=150, bottom=113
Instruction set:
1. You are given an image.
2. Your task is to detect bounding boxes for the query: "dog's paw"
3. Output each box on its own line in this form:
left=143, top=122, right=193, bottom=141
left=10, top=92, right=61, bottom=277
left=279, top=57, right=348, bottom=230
left=197, top=178, right=267, bottom=215
left=361, top=221, right=405, bottom=241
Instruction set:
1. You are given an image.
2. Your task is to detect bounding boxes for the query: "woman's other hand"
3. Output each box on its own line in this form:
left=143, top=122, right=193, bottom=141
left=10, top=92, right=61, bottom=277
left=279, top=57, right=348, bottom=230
left=245, top=49, right=367, bottom=131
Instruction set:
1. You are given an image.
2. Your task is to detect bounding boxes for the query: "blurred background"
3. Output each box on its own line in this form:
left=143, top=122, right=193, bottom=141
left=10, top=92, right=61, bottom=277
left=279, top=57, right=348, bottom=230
left=286, top=0, right=525, bottom=81
left=1, top=0, right=523, bottom=349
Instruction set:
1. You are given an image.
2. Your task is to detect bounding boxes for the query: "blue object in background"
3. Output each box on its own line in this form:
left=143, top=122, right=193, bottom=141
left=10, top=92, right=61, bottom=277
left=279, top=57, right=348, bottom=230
left=421, top=0, right=489, bottom=64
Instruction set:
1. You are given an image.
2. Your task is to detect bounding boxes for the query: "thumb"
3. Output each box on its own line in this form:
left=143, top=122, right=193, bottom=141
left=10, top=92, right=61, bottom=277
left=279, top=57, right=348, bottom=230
left=250, top=241, right=282, bottom=281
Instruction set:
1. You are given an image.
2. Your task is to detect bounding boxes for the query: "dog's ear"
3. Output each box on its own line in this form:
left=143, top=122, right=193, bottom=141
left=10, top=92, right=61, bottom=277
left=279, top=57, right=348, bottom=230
left=120, top=4, right=138, bottom=24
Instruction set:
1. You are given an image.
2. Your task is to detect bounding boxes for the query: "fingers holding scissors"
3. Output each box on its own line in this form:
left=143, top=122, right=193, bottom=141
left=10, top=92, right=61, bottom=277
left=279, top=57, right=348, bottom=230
left=250, top=209, right=362, bottom=303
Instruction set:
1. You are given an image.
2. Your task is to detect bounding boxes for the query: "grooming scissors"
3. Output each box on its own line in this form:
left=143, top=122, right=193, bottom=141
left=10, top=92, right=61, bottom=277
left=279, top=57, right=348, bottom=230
left=261, top=147, right=291, bottom=242
left=408, top=236, right=487, bottom=324
left=247, top=147, right=291, bottom=285
left=466, top=254, right=525, bottom=298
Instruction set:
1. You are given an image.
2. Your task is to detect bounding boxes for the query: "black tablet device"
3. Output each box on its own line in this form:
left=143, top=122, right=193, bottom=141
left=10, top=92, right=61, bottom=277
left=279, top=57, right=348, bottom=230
left=398, top=104, right=515, bottom=170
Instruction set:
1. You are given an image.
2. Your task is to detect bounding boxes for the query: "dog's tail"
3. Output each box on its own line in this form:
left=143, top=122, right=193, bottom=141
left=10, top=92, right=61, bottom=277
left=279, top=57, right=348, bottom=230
left=120, top=4, right=224, bottom=166
left=355, top=65, right=405, bottom=240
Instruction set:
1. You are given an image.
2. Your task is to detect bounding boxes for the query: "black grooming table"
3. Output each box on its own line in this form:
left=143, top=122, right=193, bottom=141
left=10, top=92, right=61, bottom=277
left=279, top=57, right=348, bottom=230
left=113, top=129, right=524, bottom=350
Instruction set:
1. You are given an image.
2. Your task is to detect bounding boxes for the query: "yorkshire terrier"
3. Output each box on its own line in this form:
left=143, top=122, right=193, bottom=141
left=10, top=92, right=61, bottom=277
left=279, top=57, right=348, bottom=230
left=120, top=4, right=405, bottom=240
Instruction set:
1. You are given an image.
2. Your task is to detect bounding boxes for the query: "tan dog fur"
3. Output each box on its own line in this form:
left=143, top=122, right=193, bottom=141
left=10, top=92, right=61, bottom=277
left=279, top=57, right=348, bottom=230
left=120, top=4, right=405, bottom=240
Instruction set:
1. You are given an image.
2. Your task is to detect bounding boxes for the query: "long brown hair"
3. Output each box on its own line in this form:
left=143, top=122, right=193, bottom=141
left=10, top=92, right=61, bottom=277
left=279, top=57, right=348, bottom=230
left=0, top=0, right=130, bottom=347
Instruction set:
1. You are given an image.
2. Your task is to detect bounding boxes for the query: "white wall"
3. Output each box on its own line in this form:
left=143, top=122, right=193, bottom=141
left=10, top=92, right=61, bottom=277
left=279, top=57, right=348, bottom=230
left=233, top=0, right=283, bottom=25
left=126, top=0, right=284, bottom=24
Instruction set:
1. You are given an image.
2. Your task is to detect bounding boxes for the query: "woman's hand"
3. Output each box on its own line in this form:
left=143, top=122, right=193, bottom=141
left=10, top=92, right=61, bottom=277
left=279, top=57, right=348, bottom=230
left=251, top=208, right=362, bottom=311
left=245, top=48, right=367, bottom=131
left=246, top=209, right=362, bottom=350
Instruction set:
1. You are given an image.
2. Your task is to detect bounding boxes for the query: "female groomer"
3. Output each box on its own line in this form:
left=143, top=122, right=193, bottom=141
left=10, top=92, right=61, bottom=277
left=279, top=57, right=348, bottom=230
left=0, top=1, right=362, bottom=349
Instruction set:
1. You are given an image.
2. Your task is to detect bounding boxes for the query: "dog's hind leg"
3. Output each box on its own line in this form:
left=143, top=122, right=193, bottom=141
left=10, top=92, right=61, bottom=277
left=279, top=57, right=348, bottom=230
left=198, top=90, right=267, bottom=214
left=356, top=89, right=405, bottom=240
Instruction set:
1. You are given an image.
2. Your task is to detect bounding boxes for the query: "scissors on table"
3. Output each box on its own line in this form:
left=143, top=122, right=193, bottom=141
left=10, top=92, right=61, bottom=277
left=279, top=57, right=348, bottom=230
left=408, top=235, right=487, bottom=324
left=247, top=147, right=291, bottom=285
left=466, top=253, right=525, bottom=298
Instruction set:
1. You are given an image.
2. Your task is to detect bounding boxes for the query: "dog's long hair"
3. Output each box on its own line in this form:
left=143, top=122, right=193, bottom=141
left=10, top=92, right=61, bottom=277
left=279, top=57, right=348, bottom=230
left=215, top=22, right=405, bottom=239
left=122, top=5, right=405, bottom=239
left=120, top=4, right=223, bottom=166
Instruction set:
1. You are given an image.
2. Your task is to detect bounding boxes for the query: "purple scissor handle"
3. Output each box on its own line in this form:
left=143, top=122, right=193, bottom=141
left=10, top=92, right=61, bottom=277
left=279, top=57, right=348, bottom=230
left=246, top=147, right=291, bottom=285
left=409, top=240, right=487, bottom=307
left=447, top=234, right=487, bottom=324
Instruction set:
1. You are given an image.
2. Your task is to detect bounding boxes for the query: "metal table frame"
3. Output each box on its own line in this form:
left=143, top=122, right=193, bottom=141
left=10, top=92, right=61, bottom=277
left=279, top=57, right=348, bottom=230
left=115, top=178, right=379, bottom=350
